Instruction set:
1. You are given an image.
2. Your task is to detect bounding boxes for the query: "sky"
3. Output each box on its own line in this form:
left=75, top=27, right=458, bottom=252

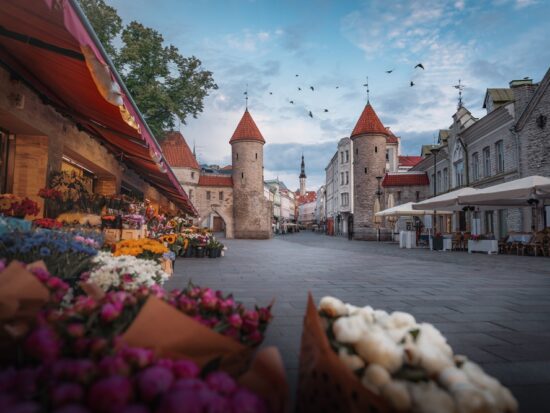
left=107, top=0, right=550, bottom=191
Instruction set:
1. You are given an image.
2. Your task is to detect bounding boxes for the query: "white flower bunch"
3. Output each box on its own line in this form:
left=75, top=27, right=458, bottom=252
left=319, top=296, right=518, bottom=413
left=89, top=251, right=170, bottom=292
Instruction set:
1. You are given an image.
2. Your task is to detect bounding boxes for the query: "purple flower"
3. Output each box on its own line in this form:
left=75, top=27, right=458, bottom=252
left=24, top=326, right=59, bottom=362
left=227, top=314, right=242, bottom=329
left=119, top=347, right=154, bottom=369
left=52, top=383, right=84, bottom=407
left=98, top=356, right=130, bottom=377
left=205, top=372, right=237, bottom=396
left=100, top=303, right=122, bottom=322
left=87, top=376, right=132, bottom=413
left=231, top=389, right=268, bottom=413
left=171, top=360, right=199, bottom=379
left=137, top=366, right=174, bottom=402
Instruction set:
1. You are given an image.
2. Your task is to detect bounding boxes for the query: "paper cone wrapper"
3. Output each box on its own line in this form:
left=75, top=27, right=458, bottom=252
left=239, top=346, right=290, bottom=413
left=296, top=293, right=392, bottom=413
left=121, top=295, right=252, bottom=376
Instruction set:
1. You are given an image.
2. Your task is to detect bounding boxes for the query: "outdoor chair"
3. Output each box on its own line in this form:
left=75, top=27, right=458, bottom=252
left=498, top=235, right=509, bottom=254
left=526, top=232, right=548, bottom=257
left=451, top=233, right=462, bottom=251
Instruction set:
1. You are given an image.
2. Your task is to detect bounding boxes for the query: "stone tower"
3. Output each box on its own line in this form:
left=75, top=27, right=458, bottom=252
left=351, top=102, right=388, bottom=240
left=299, top=154, right=306, bottom=196
left=230, top=109, right=272, bottom=239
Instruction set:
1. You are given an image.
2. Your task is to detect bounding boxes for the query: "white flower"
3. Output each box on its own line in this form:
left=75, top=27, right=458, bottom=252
left=408, top=381, right=456, bottom=413
left=380, top=380, right=411, bottom=412
left=319, top=296, right=348, bottom=317
left=332, top=315, right=368, bottom=344
left=354, top=325, right=404, bottom=373
left=338, top=347, right=365, bottom=371
left=89, top=252, right=169, bottom=292
left=361, top=363, right=391, bottom=393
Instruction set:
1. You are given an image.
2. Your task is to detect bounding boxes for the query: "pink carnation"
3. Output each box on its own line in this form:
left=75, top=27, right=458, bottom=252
left=24, top=326, right=60, bottom=362
left=227, top=314, right=242, bottom=329
left=87, top=376, right=132, bottom=413
left=137, top=366, right=174, bottom=402
left=171, top=360, right=199, bottom=379
left=205, top=372, right=237, bottom=396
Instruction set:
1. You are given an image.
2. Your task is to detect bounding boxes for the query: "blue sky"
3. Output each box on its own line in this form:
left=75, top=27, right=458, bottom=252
left=108, top=0, right=550, bottom=191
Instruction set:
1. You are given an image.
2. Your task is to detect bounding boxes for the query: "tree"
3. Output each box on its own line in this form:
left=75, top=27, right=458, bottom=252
left=78, top=0, right=122, bottom=58
left=78, top=1, right=217, bottom=140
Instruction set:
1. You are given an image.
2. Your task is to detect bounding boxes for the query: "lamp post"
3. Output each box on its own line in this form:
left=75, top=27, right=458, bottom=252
left=430, top=147, right=440, bottom=247
left=375, top=175, right=383, bottom=242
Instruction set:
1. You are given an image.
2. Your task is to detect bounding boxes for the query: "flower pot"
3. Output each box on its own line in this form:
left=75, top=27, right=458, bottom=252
left=195, top=247, right=205, bottom=258
left=208, top=248, right=216, bottom=258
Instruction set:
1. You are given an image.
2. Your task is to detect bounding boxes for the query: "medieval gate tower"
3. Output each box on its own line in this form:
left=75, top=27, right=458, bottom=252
left=230, top=109, right=272, bottom=239
left=351, top=102, right=388, bottom=240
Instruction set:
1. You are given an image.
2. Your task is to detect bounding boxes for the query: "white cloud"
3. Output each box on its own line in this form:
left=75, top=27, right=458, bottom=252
left=455, top=0, right=465, bottom=10
left=515, top=0, right=537, bottom=8
left=224, top=30, right=272, bottom=52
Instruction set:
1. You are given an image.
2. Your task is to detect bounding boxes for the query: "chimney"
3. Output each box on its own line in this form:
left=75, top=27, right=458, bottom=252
left=510, top=78, right=536, bottom=120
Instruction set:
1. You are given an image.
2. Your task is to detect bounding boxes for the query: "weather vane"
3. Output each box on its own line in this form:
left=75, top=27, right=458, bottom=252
left=453, top=79, right=465, bottom=108
left=363, top=76, right=370, bottom=102
left=244, top=83, right=248, bottom=110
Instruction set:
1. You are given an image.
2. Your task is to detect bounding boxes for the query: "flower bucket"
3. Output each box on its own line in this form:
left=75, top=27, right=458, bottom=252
left=195, top=247, right=205, bottom=258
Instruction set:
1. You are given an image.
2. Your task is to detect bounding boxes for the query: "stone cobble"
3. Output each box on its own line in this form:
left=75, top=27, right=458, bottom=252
left=166, top=232, right=550, bottom=412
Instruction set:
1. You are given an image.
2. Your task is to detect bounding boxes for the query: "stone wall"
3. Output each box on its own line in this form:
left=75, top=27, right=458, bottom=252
left=231, top=140, right=272, bottom=239
left=194, top=185, right=234, bottom=238
left=352, top=133, right=387, bottom=240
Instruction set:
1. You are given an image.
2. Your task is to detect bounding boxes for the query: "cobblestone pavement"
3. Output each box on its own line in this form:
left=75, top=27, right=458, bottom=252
left=166, top=231, right=550, bottom=412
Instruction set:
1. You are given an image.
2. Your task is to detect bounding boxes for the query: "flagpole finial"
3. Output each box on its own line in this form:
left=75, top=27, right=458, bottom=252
left=366, top=76, right=370, bottom=103
left=244, top=83, right=249, bottom=110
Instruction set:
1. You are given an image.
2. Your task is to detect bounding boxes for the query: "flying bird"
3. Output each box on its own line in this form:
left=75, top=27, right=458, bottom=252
left=410, top=81, right=415, bottom=87
left=308, top=111, right=313, bottom=118
left=310, top=86, right=314, bottom=91
left=335, top=86, right=340, bottom=89
left=414, top=63, right=425, bottom=70
left=385, top=69, right=394, bottom=73
left=295, top=74, right=299, bottom=77
left=298, top=87, right=302, bottom=91
left=289, top=100, right=294, bottom=104
left=269, top=92, right=273, bottom=95
left=324, top=109, right=329, bottom=112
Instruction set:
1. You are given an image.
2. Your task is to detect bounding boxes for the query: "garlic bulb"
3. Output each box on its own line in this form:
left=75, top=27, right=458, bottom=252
left=319, top=296, right=348, bottom=317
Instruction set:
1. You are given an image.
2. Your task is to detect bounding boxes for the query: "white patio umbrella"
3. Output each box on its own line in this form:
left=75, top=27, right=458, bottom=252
left=376, top=202, right=452, bottom=217
left=457, top=175, right=550, bottom=206
left=412, top=187, right=479, bottom=211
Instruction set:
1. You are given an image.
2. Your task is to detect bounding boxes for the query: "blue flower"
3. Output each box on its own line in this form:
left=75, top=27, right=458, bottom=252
left=39, top=247, right=51, bottom=257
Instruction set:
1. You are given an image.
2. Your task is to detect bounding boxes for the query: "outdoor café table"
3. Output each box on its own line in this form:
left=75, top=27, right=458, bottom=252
left=399, top=230, right=416, bottom=249
left=507, top=233, right=532, bottom=243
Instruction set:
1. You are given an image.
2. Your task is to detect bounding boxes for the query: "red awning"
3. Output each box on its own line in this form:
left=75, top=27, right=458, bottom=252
left=0, top=0, right=197, bottom=215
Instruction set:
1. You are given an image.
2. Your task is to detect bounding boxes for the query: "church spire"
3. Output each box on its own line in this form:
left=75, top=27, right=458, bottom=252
left=299, top=154, right=307, bottom=196
left=300, top=154, right=306, bottom=179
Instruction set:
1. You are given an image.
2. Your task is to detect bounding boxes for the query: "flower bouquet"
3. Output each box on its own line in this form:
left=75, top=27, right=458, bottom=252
left=33, top=217, right=63, bottom=230
left=122, top=214, right=146, bottom=229
left=0, top=231, right=98, bottom=284
left=0, top=194, right=40, bottom=218
left=87, top=251, right=170, bottom=292
left=296, top=294, right=518, bottom=413
left=113, top=238, right=168, bottom=261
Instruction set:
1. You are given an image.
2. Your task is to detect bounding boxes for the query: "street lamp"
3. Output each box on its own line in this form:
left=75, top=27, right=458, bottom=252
left=430, top=147, right=440, bottom=248
left=375, top=175, right=383, bottom=242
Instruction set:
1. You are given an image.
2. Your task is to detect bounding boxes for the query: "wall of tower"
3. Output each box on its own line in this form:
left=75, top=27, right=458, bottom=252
left=352, top=133, right=387, bottom=240
left=231, top=140, right=272, bottom=239
left=299, top=177, right=306, bottom=196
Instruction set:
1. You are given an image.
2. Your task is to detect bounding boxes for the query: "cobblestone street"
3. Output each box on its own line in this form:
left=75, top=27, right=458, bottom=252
left=166, top=232, right=550, bottom=412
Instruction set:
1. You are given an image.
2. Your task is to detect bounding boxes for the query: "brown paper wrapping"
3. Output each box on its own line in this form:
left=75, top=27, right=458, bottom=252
left=0, top=261, right=51, bottom=365
left=296, top=293, right=393, bottom=413
left=121, top=295, right=252, bottom=376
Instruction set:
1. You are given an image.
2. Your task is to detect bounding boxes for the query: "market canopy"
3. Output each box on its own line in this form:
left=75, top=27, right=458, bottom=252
left=457, top=175, right=550, bottom=207
left=376, top=202, right=453, bottom=217
left=412, top=187, right=479, bottom=211
left=0, top=0, right=196, bottom=215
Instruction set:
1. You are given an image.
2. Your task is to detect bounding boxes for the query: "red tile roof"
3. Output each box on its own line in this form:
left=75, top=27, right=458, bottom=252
left=229, top=109, right=265, bottom=144
left=198, top=175, right=233, bottom=187
left=295, top=191, right=317, bottom=205
left=351, top=102, right=388, bottom=138
left=221, top=165, right=233, bottom=170
left=382, top=173, right=429, bottom=187
left=386, top=128, right=399, bottom=144
left=161, top=132, right=200, bottom=169
left=398, top=156, right=423, bottom=167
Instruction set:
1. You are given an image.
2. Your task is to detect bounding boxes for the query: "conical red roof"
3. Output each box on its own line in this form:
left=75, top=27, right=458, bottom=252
left=229, top=109, right=265, bottom=144
left=351, top=102, right=388, bottom=138
left=161, top=131, right=200, bottom=169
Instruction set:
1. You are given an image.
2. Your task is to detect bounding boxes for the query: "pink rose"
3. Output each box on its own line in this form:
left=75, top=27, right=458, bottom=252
left=66, top=323, right=85, bottom=338
left=258, top=308, right=272, bottom=323
left=100, top=303, right=122, bottom=322
left=119, top=347, right=154, bottom=369
left=246, top=330, right=263, bottom=345
left=122, top=273, right=134, bottom=283
left=69, top=360, right=96, bottom=383
left=177, top=296, right=197, bottom=314
left=99, top=356, right=130, bottom=377
left=52, top=383, right=84, bottom=407
left=155, top=359, right=174, bottom=369
left=87, top=376, right=132, bottom=413
left=74, top=296, right=97, bottom=313
left=218, top=298, right=235, bottom=314
left=137, top=366, right=174, bottom=402
left=227, top=314, right=242, bottom=329
left=205, top=372, right=237, bottom=396
left=171, top=360, right=199, bottom=379
left=242, top=311, right=259, bottom=332
left=200, top=291, right=218, bottom=311
left=24, top=326, right=59, bottom=362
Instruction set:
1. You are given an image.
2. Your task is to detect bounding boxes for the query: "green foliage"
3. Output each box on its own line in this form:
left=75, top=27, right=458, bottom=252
left=78, top=1, right=217, bottom=140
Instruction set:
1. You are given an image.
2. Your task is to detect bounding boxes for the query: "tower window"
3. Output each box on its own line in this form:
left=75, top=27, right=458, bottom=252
left=206, top=191, right=211, bottom=201
left=191, top=172, right=195, bottom=179
left=364, top=167, right=368, bottom=174
left=241, top=172, right=244, bottom=179
left=355, top=148, right=358, bottom=155
left=236, top=153, right=239, bottom=160
left=255, top=153, right=258, bottom=159
left=219, top=191, right=224, bottom=200
left=375, top=146, right=378, bottom=153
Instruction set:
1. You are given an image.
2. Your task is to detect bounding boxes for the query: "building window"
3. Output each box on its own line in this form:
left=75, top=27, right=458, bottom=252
left=345, top=150, right=349, bottom=162
left=236, top=153, right=238, bottom=160
left=355, top=148, right=358, bottom=155
left=483, top=147, right=491, bottom=177
left=415, top=191, right=420, bottom=202
left=191, top=172, right=195, bottom=179
left=375, top=146, right=378, bottom=153
left=472, top=152, right=479, bottom=181
left=341, top=193, right=349, bottom=206
left=345, top=171, right=349, bottom=185
left=455, top=161, right=464, bottom=187
left=386, top=150, right=389, bottom=161
left=495, top=140, right=504, bottom=173
left=443, top=168, right=448, bottom=191
left=397, top=191, right=401, bottom=202
left=364, top=167, right=368, bottom=174
left=485, top=210, right=494, bottom=234
left=241, top=172, right=244, bottom=179
left=255, top=153, right=258, bottom=160
left=206, top=191, right=211, bottom=200
left=341, top=152, right=344, bottom=163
